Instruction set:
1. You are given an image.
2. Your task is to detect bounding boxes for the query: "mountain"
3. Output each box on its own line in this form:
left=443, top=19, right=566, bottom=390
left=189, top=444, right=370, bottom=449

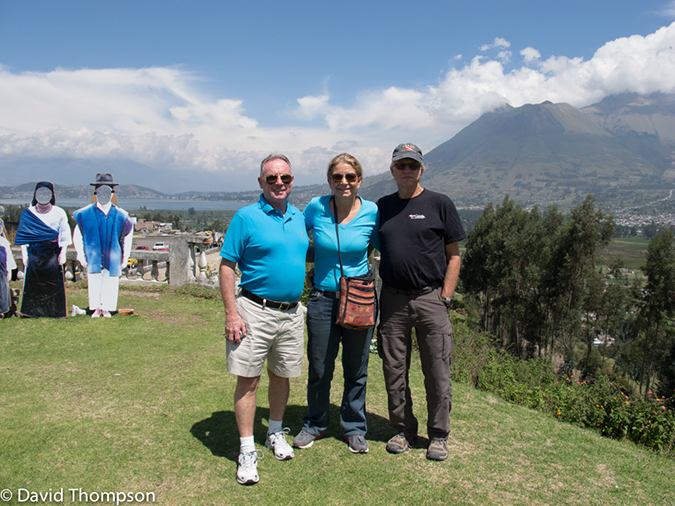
left=354, top=94, right=675, bottom=209
left=3, top=93, right=675, bottom=210
left=0, top=182, right=166, bottom=200
left=0, top=156, right=247, bottom=195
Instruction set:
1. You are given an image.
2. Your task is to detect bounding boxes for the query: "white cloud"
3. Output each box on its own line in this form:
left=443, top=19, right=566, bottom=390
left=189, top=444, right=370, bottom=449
left=292, top=94, right=331, bottom=121
left=521, top=47, right=541, bottom=62
left=2, top=23, right=675, bottom=191
left=481, top=37, right=511, bottom=51
left=496, top=51, right=513, bottom=62
left=494, top=37, right=511, bottom=49
left=658, top=0, right=675, bottom=16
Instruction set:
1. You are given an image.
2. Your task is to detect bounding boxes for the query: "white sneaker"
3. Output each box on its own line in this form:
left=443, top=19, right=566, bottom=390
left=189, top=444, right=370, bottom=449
left=236, top=450, right=263, bottom=485
left=102, top=310, right=112, bottom=318
left=266, top=428, right=294, bottom=460
left=92, top=308, right=102, bottom=318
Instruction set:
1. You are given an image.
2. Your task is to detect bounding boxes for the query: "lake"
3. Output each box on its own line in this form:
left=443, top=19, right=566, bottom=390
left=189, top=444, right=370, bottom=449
left=0, top=198, right=249, bottom=211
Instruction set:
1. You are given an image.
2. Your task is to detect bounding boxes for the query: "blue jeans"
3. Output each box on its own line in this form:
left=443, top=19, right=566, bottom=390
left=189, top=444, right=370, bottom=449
left=302, top=289, right=374, bottom=436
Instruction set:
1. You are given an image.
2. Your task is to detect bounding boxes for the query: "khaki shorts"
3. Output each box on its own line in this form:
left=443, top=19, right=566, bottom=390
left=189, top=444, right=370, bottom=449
left=226, top=295, right=305, bottom=378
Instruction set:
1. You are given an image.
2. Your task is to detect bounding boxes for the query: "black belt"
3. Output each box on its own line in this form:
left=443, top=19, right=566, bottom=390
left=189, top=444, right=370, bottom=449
left=317, top=289, right=339, bottom=298
left=240, top=288, right=299, bottom=310
left=383, top=284, right=441, bottom=296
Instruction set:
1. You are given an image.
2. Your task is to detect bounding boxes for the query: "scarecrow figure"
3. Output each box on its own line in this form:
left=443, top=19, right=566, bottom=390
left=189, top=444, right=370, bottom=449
left=73, top=173, right=134, bottom=317
left=14, top=182, right=72, bottom=318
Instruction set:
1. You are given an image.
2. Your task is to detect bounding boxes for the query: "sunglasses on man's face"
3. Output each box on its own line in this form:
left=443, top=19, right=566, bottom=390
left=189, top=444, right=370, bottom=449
left=393, top=162, right=422, bottom=171
left=330, top=172, right=358, bottom=183
left=265, top=174, right=293, bottom=185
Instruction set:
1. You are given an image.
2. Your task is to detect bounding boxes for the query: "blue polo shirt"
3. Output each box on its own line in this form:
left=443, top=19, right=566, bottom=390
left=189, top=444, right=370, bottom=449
left=220, top=194, right=309, bottom=302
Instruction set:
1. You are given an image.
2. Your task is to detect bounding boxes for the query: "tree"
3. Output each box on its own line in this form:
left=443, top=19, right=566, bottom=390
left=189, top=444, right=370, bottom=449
left=462, top=197, right=550, bottom=357
left=635, top=229, right=675, bottom=394
left=642, top=221, right=659, bottom=240
left=543, top=195, right=614, bottom=362
left=2, top=204, right=25, bottom=223
left=462, top=194, right=617, bottom=366
left=210, top=219, right=223, bottom=232
left=657, top=336, right=675, bottom=408
left=171, top=214, right=181, bottom=231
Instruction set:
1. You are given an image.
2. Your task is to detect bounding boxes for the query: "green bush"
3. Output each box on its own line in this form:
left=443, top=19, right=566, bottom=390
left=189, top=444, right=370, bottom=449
left=450, top=311, right=496, bottom=385
left=485, top=361, right=674, bottom=453
left=450, top=318, right=675, bottom=455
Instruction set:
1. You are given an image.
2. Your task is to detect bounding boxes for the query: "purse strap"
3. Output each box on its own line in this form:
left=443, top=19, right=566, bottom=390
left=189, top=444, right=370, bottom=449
left=331, top=196, right=345, bottom=278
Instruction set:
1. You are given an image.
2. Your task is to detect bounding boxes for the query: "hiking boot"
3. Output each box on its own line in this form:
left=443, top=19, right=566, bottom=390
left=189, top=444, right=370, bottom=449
left=386, top=433, right=413, bottom=454
left=265, top=428, right=294, bottom=460
left=236, top=450, right=263, bottom=485
left=345, top=434, right=369, bottom=454
left=426, top=437, right=449, bottom=461
left=292, top=428, right=325, bottom=449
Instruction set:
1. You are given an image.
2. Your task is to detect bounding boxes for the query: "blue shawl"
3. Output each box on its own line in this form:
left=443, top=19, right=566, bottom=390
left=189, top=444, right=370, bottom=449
left=74, top=204, right=130, bottom=277
left=14, top=208, right=59, bottom=245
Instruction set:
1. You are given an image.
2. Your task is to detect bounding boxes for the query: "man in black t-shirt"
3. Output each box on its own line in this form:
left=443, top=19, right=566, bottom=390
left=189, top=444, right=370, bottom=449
left=377, top=143, right=466, bottom=461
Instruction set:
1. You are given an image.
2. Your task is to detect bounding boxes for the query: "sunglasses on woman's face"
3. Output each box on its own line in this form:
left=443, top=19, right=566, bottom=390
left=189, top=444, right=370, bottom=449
left=265, top=174, right=293, bottom=185
left=330, top=172, right=358, bottom=183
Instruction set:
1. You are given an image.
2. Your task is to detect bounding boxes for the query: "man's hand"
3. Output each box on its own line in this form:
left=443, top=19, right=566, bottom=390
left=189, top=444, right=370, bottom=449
left=220, top=258, right=247, bottom=344
left=225, top=313, right=247, bottom=344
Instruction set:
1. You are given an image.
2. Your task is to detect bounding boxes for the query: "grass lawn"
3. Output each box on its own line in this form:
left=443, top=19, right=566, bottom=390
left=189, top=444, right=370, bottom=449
left=602, top=237, right=649, bottom=271
left=1, top=285, right=674, bottom=506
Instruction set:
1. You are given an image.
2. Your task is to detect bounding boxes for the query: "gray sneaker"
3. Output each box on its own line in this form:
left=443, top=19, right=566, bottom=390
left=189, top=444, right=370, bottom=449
left=426, top=437, right=449, bottom=461
left=292, top=428, right=325, bottom=449
left=386, top=433, right=413, bottom=454
left=345, top=434, right=369, bottom=453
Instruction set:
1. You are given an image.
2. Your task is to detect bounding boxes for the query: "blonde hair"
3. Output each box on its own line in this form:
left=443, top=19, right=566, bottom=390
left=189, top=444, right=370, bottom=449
left=327, top=153, right=363, bottom=179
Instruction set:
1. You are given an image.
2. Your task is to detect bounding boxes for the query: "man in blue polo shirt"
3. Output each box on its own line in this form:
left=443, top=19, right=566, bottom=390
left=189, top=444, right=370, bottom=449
left=219, top=153, right=309, bottom=486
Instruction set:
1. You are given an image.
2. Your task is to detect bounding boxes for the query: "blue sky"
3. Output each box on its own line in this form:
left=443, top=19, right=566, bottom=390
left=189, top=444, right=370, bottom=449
left=1, top=0, right=675, bottom=193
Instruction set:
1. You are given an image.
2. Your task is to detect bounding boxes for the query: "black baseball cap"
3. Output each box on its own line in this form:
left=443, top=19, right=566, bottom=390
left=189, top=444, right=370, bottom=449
left=392, top=143, right=424, bottom=164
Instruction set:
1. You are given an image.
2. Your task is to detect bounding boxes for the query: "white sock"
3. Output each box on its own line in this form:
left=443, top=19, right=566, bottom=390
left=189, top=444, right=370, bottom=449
left=268, top=419, right=283, bottom=435
left=240, top=436, right=255, bottom=454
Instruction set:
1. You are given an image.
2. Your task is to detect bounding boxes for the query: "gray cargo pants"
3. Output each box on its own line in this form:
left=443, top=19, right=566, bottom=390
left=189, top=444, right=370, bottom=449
left=377, top=284, right=453, bottom=440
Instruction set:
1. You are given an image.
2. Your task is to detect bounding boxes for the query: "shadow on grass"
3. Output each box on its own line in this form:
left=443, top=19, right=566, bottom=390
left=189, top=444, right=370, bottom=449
left=190, top=403, right=393, bottom=462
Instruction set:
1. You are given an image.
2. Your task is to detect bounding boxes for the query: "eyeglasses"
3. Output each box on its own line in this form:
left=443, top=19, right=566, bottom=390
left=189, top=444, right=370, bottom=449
left=265, top=174, right=293, bottom=185
left=330, top=173, right=359, bottom=183
left=393, top=162, right=422, bottom=171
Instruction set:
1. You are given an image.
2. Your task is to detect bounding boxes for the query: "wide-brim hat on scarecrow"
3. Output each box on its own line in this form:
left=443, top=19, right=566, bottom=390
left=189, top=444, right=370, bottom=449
left=90, top=172, right=119, bottom=187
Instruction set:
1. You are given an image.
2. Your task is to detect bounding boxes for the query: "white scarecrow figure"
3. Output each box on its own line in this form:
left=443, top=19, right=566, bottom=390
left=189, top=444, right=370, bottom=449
left=73, top=173, right=134, bottom=317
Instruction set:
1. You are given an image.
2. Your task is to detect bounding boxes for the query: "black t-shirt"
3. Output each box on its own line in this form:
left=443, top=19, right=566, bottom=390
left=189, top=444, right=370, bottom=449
left=377, top=189, right=466, bottom=290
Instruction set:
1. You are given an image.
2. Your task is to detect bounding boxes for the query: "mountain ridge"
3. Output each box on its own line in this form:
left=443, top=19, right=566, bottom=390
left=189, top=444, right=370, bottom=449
left=3, top=93, right=675, bottom=211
